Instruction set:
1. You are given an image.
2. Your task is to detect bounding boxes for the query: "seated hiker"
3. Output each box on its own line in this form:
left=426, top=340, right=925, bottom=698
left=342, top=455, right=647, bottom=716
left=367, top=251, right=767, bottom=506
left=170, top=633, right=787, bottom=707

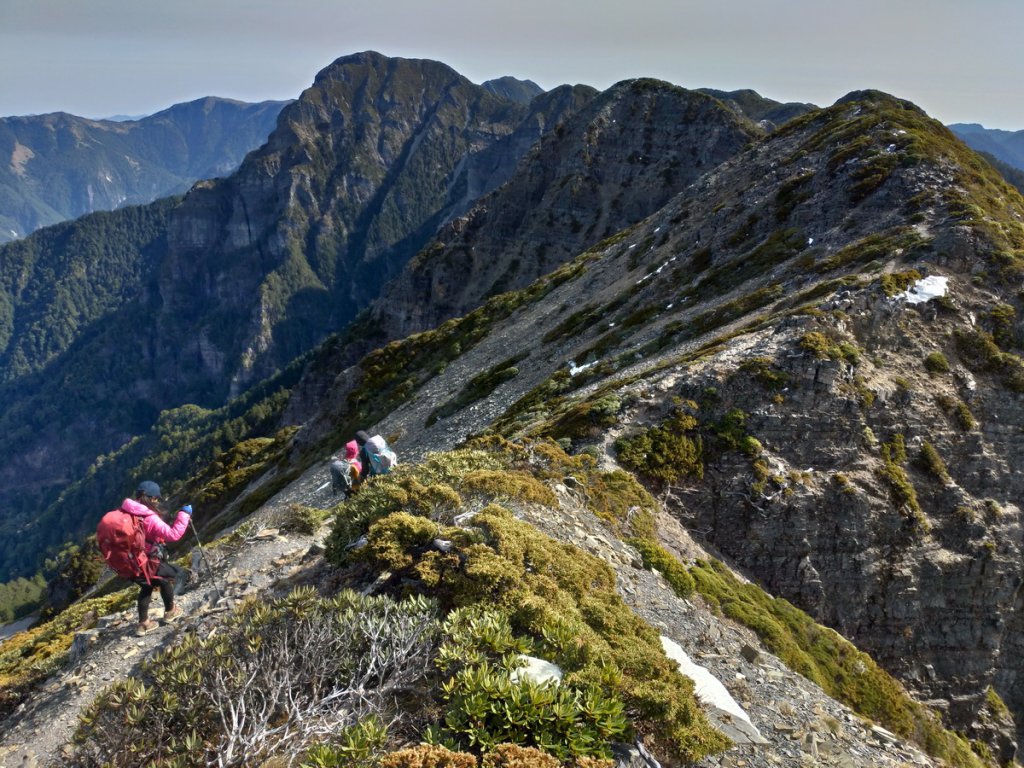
left=355, top=429, right=398, bottom=481
left=329, top=440, right=362, bottom=497
left=97, top=480, right=192, bottom=636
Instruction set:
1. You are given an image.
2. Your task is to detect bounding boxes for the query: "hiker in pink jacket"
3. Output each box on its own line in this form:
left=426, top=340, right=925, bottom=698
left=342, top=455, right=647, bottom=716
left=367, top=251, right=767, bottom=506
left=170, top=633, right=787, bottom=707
left=124, top=480, right=191, bottom=635
left=329, top=440, right=363, bottom=497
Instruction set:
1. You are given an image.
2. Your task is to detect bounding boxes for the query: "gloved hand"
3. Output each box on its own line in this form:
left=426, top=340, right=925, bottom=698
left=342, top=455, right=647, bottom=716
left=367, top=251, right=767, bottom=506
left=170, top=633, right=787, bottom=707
left=181, top=504, right=193, bottom=515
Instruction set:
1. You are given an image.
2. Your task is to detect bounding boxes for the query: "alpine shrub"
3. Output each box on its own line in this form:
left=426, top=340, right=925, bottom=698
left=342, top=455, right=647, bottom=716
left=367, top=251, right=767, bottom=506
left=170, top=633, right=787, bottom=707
left=74, top=589, right=439, bottom=767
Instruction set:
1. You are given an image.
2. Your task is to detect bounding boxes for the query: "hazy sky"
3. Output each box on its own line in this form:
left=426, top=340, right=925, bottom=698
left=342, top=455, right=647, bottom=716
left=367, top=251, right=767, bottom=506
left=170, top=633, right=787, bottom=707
left=2, top=0, right=1021, bottom=129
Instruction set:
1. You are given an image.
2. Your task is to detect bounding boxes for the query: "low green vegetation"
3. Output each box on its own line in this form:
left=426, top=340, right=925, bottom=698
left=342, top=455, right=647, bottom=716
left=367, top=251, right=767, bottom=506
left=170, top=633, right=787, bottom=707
left=75, top=589, right=442, bottom=767
left=737, top=356, right=790, bottom=390
left=628, top=538, right=695, bottom=598
left=917, top=441, right=951, bottom=484
left=712, top=408, right=763, bottom=457
left=954, top=328, right=1024, bottom=392
left=0, top=587, right=134, bottom=720
left=877, top=435, right=927, bottom=532
left=799, top=331, right=860, bottom=363
left=615, top=404, right=703, bottom=483
left=879, top=270, right=922, bottom=297
left=936, top=394, right=978, bottom=431
left=325, top=439, right=729, bottom=764
left=924, top=352, right=950, bottom=373
left=0, top=573, right=45, bottom=624
left=988, top=303, right=1018, bottom=348
left=679, top=559, right=986, bottom=768
left=812, top=227, right=928, bottom=274
left=544, top=394, right=623, bottom=442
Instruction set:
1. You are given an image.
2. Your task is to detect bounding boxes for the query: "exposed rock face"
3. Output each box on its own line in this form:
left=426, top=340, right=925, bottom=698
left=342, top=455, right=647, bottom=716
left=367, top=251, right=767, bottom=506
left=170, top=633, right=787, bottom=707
left=0, top=97, right=288, bottom=243
left=481, top=76, right=545, bottom=105
left=283, top=80, right=758, bottom=430
left=158, top=52, right=587, bottom=399
left=372, top=79, right=759, bottom=340
left=289, top=91, right=1023, bottom=757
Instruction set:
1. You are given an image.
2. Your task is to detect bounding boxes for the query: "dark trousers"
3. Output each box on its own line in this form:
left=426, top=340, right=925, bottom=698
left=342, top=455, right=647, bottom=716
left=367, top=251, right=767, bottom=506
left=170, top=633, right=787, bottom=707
left=135, top=562, right=182, bottom=622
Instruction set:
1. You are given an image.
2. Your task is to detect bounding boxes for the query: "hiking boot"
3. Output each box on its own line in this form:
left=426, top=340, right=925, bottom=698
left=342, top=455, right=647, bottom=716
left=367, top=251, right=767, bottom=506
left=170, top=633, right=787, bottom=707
left=135, top=620, right=158, bottom=636
left=160, top=606, right=182, bottom=625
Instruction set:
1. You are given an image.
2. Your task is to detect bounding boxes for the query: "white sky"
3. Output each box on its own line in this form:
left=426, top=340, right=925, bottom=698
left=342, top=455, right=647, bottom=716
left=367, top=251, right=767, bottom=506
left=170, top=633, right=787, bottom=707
left=1, top=0, right=1021, bottom=130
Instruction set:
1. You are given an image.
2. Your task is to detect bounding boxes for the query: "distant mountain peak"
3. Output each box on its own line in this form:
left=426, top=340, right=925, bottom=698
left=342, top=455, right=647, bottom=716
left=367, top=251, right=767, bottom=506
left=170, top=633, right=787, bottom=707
left=481, top=76, right=545, bottom=104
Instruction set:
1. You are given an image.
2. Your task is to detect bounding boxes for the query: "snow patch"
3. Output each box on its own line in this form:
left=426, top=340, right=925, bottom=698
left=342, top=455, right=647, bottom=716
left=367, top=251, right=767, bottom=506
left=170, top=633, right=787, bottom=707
left=568, top=360, right=599, bottom=376
left=510, top=655, right=562, bottom=686
left=901, top=275, right=948, bottom=305
left=660, top=636, right=760, bottom=734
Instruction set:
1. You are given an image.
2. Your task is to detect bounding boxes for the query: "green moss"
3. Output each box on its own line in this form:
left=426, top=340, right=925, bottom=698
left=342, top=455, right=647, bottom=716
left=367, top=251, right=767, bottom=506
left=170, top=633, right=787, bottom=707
left=878, top=435, right=927, bottom=532
left=775, top=171, right=815, bottom=222
left=545, top=394, right=622, bottom=442
left=687, top=560, right=986, bottom=768
left=954, top=328, right=1024, bottom=392
left=629, top=539, right=695, bottom=597
left=988, top=303, right=1017, bottom=348
left=936, top=395, right=977, bottom=431
left=813, top=228, right=927, bottom=274
left=325, top=439, right=729, bottom=763
left=541, top=304, right=602, bottom=345
left=712, top=409, right=762, bottom=457
left=737, top=357, right=790, bottom=390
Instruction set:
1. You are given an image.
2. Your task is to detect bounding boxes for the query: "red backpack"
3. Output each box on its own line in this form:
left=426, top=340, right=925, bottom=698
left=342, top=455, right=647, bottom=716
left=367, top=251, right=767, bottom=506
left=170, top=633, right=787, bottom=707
left=96, top=507, right=151, bottom=582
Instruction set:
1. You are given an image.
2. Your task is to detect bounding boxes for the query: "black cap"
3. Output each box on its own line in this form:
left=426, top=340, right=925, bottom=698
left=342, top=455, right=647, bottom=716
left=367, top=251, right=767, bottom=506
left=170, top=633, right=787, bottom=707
left=136, top=480, right=161, bottom=497
left=355, top=430, right=370, bottom=445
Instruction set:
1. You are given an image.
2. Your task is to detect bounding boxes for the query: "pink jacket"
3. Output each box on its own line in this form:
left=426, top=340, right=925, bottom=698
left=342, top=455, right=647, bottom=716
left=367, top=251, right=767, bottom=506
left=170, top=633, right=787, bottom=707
left=343, top=440, right=363, bottom=477
left=120, top=498, right=190, bottom=548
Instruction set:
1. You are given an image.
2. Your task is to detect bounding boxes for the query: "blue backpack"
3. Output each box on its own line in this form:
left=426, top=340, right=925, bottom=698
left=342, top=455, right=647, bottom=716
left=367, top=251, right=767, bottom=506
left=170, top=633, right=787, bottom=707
left=365, top=435, right=398, bottom=475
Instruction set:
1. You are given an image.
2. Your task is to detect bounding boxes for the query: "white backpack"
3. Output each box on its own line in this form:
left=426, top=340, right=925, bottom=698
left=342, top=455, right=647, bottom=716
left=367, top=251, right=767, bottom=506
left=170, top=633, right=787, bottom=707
left=366, top=434, right=398, bottom=475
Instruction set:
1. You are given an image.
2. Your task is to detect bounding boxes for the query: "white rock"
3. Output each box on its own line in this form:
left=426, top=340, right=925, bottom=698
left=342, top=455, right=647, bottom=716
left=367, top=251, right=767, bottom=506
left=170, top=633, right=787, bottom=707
left=510, top=655, right=563, bottom=686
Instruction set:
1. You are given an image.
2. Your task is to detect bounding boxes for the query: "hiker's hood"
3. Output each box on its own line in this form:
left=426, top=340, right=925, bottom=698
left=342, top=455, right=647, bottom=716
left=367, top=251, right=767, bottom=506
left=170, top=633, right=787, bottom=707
left=120, top=498, right=155, bottom=517
left=344, top=440, right=359, bottom=460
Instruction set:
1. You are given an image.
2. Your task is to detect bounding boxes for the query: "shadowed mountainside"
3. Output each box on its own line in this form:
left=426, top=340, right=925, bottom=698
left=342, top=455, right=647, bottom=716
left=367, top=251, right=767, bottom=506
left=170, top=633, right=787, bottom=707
left=0, top=97, right=288, bottom=243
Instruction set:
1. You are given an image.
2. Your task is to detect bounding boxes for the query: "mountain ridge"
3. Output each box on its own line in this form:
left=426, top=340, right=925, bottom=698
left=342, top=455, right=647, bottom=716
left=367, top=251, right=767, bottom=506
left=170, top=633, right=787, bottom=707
left=0, top=54, right=1022, bottom=766
left=0, top=97, right=288, bottom=243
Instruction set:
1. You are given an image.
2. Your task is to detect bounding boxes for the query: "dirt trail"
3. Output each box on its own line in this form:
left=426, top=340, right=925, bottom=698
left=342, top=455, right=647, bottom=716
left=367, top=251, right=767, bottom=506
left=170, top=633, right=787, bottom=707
left=0, top=462, right=340, bottom=767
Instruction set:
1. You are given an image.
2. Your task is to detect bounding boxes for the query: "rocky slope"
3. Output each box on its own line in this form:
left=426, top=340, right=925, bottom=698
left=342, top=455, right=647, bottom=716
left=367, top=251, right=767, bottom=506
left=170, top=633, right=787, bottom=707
left=281, top=90, right=1023, bottom=761
left=0, top=97, right=287, bottom=243
left=283, top=79, right=759, bottom=425
left=698, top=88, right=817, bottom=130
left=1, top=58, right=1022, bottom=768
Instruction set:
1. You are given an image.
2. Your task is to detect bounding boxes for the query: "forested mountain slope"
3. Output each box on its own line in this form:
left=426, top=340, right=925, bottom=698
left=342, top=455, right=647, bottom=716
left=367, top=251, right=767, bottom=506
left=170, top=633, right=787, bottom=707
left=0, top=52, right=595, bottom=578
left=0, top=97, right=287, bottom=243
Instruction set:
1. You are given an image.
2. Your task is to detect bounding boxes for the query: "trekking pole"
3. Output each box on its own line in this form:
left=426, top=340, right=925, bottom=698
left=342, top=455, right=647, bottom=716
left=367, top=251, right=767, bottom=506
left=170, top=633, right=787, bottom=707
left=189, top=517, right=226, bottom=599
